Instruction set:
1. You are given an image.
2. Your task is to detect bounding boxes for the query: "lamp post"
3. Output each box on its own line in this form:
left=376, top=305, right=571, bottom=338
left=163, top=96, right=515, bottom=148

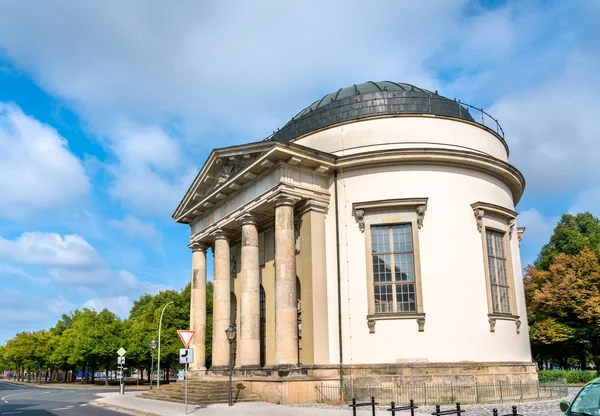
left=150, top=339, right=156, bottom=390
left=225, top=324, right=237, bottom=406
left=157, top=301, right=175, bottom=389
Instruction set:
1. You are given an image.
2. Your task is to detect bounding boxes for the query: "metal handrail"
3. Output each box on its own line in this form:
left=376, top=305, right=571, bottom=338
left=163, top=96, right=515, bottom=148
left=266, top=95, right=504, bottom=141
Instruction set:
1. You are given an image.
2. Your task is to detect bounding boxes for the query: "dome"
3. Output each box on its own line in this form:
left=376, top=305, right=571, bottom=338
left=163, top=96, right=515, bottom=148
left=271, top=81, right=477, bottom=142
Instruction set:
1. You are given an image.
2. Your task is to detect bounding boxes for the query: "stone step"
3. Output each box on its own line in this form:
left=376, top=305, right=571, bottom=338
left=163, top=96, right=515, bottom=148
left=138, top=379, right=261, bottom=405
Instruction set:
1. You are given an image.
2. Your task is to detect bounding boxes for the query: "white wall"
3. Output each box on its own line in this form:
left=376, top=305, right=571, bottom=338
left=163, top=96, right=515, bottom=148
left=324, top=164, right=531, bottom=365
left=295, top=117, right=509, bottom=162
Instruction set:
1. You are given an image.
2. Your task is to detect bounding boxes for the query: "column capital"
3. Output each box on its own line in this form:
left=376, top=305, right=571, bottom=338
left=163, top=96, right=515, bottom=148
left=270, top=194, right=299, bottom=208
left=212, top=229, right=231, bottom=241
left=239, top=213, right=260, bottom=226
left=188, top=241, right=209, bottom=252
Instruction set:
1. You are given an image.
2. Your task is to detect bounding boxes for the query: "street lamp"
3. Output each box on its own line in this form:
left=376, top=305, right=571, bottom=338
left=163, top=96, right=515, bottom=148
left=226, top=324, right=237, bottom=406
left=150, top=339, right=157, bottom=390
left=157, top=301, right=175, bottom=389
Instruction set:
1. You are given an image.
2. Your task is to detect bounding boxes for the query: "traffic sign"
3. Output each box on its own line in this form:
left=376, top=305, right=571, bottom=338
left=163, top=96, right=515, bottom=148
left=179, top=348, right=194, bottom=364
left=117, top=347, right=126, bottom=357
left=117, top=356, right=125, bottom=365
left=177, top=330, right=195, bottom=348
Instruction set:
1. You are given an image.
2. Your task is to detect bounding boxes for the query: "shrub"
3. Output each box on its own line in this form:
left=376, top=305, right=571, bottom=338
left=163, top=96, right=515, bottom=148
left=538, top=370, right=598, bottom=384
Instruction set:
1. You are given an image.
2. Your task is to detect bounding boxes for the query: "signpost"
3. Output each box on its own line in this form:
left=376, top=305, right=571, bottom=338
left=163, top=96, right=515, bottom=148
left=117, top=347, right=127, bottom=395
left=177, top=330, right=195, bottom=415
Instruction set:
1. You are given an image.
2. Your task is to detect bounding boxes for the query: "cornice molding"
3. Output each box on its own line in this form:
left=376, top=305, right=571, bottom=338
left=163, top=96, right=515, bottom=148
left=471, top=201, right=518, bottom=235
left=337, top=148, right=525, bottom=205
left=352, top=198, right=428, bottom=233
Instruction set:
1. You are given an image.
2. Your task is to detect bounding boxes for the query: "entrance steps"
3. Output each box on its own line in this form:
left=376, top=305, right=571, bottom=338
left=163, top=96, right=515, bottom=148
left=138, top=378, right=261, bottom=405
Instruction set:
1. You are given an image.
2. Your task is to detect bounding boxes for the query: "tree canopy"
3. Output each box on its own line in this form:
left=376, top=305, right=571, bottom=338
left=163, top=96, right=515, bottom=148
left=0, top=282, right=213, bottom=384
left=527, top=212, right=600, bottom=370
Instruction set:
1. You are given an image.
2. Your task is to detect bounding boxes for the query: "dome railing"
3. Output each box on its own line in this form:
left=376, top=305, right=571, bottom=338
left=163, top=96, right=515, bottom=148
left=267, top=94, right=504, bottom=141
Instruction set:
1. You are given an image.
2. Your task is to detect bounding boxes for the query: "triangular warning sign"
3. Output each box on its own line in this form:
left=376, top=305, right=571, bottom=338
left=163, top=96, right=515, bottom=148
left=177, top=330, right=196, bottom=348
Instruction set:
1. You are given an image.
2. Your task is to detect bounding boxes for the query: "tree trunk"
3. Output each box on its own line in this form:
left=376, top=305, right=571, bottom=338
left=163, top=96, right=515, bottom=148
left=81, top=365, right=86, bottom=383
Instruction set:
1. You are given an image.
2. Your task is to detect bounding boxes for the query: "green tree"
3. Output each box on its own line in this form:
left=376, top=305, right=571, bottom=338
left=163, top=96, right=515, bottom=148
left=526, top=248, right=600, bottom=370
left=536, top=212, right=600, bottom=270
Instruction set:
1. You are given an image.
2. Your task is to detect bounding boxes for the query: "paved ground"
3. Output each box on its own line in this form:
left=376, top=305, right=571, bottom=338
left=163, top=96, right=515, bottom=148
left=0, top=379, right=129, bottom=415
left=93, top=387, right=581, bottom=416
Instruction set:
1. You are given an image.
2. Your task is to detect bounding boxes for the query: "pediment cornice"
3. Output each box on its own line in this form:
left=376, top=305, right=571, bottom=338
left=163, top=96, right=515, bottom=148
left=173, top=140, right=335, bottom=223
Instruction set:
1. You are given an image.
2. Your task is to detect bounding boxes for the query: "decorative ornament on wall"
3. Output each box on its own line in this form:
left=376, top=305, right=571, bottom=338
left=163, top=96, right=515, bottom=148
left=489, top=317, right=497, bottom=332
left=474, top=208, right=485, bottom=233
left=367, top=319, right=376, bottom=334
left=416, top=205, right=427, bottom=229
left=355, top=209, right=365, bottom=233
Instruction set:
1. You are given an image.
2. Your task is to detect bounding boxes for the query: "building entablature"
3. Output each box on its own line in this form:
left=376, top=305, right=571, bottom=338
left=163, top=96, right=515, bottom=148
left=189, top=177, right=330, bottom=245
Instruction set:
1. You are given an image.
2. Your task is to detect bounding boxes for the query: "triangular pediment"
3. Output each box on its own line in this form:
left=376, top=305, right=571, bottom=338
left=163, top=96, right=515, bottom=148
left=172, top=141, right=275, bottom=221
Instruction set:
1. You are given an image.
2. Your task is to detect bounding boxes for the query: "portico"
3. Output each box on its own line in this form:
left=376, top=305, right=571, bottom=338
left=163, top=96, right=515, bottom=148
left=174, top=141, right=334, bottom=372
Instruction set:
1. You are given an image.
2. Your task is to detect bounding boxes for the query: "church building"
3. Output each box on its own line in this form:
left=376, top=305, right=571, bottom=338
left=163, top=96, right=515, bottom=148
left=172, top=81, right=535, bottom=403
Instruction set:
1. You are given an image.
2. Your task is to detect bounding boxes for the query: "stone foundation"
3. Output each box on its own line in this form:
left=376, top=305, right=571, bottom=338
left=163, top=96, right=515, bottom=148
left=202, top=361, right=538, bottom=404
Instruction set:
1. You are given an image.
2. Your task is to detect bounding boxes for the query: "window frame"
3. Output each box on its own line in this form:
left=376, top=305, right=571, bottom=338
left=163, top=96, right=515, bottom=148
left=353, top=198, right=427, bottom=333
left=472, top=201, right=521, bottom=332
left=370, top=223, right=418, bottom=314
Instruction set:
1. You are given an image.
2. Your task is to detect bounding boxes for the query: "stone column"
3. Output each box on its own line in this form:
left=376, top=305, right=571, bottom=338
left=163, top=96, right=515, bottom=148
left=238, top=215, right=261, bottom=368
left=212, top=232, right=231, bottom=369
left=274, top=197, right=298, bottom=367
left=189, top=242, right=208, bottom=372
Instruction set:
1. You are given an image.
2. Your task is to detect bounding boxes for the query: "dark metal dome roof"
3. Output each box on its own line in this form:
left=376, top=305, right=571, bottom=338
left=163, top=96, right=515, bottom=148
left=271, top=81, right=479, bottom=142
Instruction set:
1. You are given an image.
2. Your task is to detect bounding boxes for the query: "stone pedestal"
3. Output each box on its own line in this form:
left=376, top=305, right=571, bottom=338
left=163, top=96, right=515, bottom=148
left=189, top=242, right=208, bottom=371
left=239, top=216, right=261, bottom=367
left=212, top=233, right=231, bottom=368
left=274, top=198, right=298, bottom=367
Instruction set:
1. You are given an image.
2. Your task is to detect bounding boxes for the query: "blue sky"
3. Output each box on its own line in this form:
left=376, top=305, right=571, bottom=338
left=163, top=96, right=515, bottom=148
left=0, top=0, right=599, bottom=344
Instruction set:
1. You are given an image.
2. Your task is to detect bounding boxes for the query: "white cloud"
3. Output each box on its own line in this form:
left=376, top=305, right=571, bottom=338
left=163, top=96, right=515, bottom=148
left=0, top=104, right=89, bottom=220
left=0, top=232, right=101, bottom=267
left=0, top=1, right=468, bottom=138
left=82, top=296, right=133, bottom=318
left=109, top=215, right=161, bottom=241
left=490, top=51, right=600, bottom=194
left=106, top=123, right=196, bottom=216
left=0, top=289, right=74, bottom=344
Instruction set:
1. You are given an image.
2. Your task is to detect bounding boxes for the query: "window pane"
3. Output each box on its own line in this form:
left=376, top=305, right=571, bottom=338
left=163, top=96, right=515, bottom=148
left=373, top=254, right=392, bottom=282
left=499, top=286, right=510, bottom=313
left=392, top=224, right=413, bottom=252
left=374, top=284, right=393, bottom=313
left=496, top=258, right=508, bottom=285
left=371, top=226, right=388, bottom=253
left=490, top=286, right=500, bottom=313
left=486, top=231, right=494, bottom=256
left=394, top=253, right=414, bottom=281
left=493, top=232, right=505, bottom=258
left=396, top=283, right=416, bottom=312
left=487, top=257, right=497, bottom=284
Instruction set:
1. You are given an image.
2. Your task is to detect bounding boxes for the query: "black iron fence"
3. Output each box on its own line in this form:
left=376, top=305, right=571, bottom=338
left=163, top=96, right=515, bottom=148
left=349, top=397, right=523, bottom=415
left=316, top=379, right=568, bottom=405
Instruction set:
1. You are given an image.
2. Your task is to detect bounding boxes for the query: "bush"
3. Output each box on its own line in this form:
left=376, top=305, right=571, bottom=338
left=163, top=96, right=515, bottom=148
left=538, top=370, right=598, bottom=384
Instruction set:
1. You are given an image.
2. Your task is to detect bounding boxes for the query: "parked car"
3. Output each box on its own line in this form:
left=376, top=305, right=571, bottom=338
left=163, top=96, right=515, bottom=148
left=561, top=377, right=600, bottom=415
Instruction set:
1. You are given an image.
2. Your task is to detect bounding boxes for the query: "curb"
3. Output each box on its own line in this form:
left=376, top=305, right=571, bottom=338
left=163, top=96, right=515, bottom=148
left=93, top=400, right=162, bottom=416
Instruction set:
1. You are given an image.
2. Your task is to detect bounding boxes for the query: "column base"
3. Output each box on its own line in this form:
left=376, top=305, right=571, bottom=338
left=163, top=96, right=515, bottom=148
left=238, top=364, right=262, bottom=370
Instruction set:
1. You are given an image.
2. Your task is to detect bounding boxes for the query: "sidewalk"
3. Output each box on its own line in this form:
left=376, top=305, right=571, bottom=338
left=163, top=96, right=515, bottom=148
left=94, top=392, right=432, bottom=416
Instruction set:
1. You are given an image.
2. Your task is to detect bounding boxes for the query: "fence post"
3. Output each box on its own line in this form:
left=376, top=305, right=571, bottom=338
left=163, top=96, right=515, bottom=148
left=410, top=399, right=415, bottom=416
left=371, top=396, right=376, bottom=416
left=499, top=381, right=503, bottom=404
left=475, top=381, right=479, bottom=404
left=351, top=398, right=357, bottom=416
left=493, top=410, right=498, bottom=416
left=512, top=405, right=518, bottom=415
left=456, top=402, right=461, bottom=414
left=389, top=401, right=396, bottom=416
left=519, top=380, right=523, bottom=402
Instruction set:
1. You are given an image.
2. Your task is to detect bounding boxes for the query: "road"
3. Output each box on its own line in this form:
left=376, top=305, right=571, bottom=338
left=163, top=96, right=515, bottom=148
left=0, top=380, right=130, bottom=415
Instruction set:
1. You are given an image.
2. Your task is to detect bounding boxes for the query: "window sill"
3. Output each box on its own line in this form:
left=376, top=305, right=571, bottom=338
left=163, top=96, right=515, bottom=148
left=487, top=313, right=522, bottom=334
left=366, top=313, right=426, bottom=333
